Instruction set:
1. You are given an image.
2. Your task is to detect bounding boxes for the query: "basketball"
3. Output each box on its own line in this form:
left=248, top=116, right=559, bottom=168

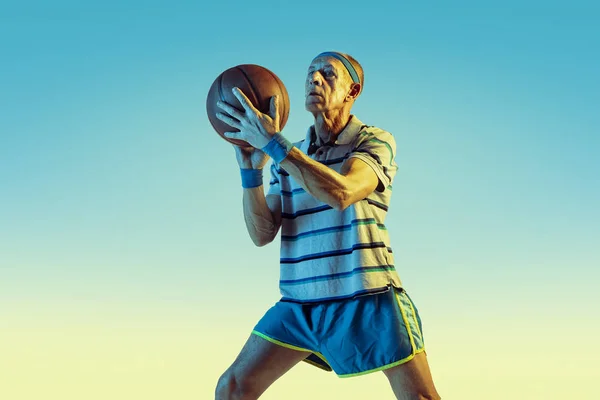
left=206, top=64, right=290, bottom=147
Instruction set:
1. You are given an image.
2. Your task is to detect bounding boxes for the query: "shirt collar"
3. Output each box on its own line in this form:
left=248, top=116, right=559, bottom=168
left=301, top=115, right=364, bottom=151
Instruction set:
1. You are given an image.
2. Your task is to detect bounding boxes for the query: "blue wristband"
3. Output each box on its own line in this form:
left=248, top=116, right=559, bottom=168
left=262, top=132, right=294, bottom=163
left=240, top=168, right=263, bottom=188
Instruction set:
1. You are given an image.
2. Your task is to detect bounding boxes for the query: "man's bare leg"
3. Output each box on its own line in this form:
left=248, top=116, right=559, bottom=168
left=215, top=333, right=311, bottom=400
left=382, top=352, right=441, bottom=400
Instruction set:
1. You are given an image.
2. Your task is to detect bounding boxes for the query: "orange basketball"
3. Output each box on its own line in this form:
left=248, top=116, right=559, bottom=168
left=206, top=64, right=290, bottom=147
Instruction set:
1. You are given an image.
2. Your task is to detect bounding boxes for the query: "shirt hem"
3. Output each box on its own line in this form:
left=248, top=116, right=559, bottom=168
left=280, top=283, right=403, bottom=304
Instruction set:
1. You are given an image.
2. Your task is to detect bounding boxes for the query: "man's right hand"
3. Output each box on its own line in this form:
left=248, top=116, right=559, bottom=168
left=234, top=145, right=269, bottom=170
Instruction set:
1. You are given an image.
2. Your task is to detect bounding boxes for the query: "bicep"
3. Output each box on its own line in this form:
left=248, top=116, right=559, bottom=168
left=266, top=194, right=282, bottom=232
left=340, top=157, right=379, bottom=206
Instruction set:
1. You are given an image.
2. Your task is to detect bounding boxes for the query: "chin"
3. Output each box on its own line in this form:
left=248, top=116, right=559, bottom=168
left=305, top=101, right=325, bottom=113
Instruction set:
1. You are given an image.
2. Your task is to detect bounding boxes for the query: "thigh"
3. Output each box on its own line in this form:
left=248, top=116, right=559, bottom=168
left=382, top=352, right=441, bottom=400
left=225, top=333, right=311, bottom=396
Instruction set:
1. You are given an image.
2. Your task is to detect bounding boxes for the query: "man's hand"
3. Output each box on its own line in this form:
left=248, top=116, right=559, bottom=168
left=216, top=87, right=280, bottom=149
left=233, top=145, right=269, bottom=170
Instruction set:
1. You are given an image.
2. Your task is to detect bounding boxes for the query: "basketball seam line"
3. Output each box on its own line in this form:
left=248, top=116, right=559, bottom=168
left=236, top=66, right=262, bottom=115
left=264, top=68, right=288, bottom=127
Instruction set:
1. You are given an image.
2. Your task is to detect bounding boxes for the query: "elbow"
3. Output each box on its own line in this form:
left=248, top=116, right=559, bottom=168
left=255, top=238, right=271, bottom=247
left=331, top=201, right=348, bottom=212
left=334, top=202, right=351, bottom=212
left=251, top=236, right=268, bottom=247
left=331, top=190, right=353, bottom=211
left=245, top=218, right=278, bottom=247
left=251, top=233, right=275, bottom=247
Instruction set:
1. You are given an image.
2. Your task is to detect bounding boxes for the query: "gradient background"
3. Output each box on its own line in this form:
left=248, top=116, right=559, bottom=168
left=1, top=1, right=599, bottom=399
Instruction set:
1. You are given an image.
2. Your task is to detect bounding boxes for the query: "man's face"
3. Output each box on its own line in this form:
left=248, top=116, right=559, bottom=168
left=305, top=56, right=354, bottom=113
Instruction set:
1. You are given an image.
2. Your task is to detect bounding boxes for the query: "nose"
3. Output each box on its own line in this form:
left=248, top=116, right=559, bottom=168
left=308, top=71, right=323, bottom=86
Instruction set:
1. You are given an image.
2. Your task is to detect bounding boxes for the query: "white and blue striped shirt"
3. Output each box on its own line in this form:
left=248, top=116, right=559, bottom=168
left=267, top=115, right=403, bottom=303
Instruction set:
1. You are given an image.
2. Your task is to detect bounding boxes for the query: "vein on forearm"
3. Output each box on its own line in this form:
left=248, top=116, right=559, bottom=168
left=279, top=147, right=349, bottom=209
left=242, top=188, right=276, bottom=243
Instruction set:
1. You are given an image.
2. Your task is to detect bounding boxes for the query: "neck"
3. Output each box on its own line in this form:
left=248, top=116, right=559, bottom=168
left=313, top=109, right=352, bottom=145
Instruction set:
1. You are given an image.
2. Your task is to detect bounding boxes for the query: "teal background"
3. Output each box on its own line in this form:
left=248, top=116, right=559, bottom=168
left=1, top=1, right=598, bottom=398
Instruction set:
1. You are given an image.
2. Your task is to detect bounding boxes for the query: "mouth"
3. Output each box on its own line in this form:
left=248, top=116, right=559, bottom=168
left=307, top=91, right=322, bottom=97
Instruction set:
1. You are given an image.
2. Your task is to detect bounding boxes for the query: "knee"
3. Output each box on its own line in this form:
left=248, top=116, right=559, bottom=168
left=215, top=371, right=240, bottom=400
left=403, top=388, right=441, bottom=400
left=215, top=369, right=258, bottom=400
left=420, top=393, right=441, bottom=400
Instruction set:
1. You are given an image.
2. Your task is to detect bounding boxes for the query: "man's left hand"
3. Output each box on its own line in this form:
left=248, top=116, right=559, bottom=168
left=216, top=87, right=280, bottom=149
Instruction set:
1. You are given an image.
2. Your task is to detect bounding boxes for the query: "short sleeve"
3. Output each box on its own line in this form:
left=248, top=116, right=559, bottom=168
left=347, top=129, right=398, bottom=192
left=266, top=161, right=281, bottom=196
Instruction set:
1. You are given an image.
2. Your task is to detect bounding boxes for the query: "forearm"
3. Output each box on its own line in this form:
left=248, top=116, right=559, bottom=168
left=242, top=186, right=278, bottom=246
left=279, top=147, right=349, bottom=210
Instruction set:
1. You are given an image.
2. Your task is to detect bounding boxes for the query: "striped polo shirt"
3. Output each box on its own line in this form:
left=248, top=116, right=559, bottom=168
left=267, top=115, right=403, bottom=303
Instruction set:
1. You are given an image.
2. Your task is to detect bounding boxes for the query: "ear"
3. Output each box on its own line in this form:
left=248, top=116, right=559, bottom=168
left=347, top=83, right=361, bottom=100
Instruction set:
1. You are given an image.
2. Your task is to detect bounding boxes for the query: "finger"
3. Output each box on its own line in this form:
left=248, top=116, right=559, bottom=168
left=232, top=144, right=249, bottom=155
left=232, top=87, right=259, bottom=114
left=215, top=112, right=242, bottom=129
left=269, top=95, right=280, bottom=121
left=224, top=131, right=245, bottom=141
left=216, top=100, right=244, bottom=121
left=233, top=142, right=252, bottom=151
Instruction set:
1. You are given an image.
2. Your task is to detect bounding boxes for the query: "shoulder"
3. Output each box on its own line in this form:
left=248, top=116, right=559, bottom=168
left=352, top=124, right=396, bottom=150
left=293, top=138, right=306, bottom=148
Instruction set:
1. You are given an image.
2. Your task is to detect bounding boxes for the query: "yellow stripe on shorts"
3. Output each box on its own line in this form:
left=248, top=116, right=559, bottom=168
left=395, top=290, right=424, bottom=351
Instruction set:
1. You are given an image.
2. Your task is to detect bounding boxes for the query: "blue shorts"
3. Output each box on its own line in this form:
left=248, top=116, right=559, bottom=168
left=252, top=286, right=426, bottom=377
